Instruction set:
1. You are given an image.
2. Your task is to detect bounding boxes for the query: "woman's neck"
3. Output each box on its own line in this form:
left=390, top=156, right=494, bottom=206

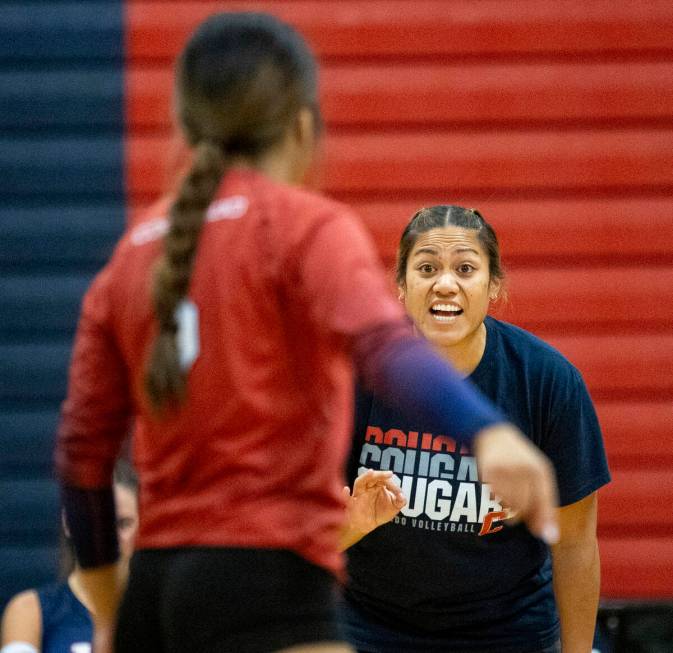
left=436, top=321, right=488, bottom=378
left=68, top=569, right=95, bottom=614
left=228, top=130, right=302, bottom=185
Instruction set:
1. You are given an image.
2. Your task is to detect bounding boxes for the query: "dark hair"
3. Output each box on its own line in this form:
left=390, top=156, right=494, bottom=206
left=396, top=205, right=505, bottom=288
left=145, top=13, right=320, bottom=410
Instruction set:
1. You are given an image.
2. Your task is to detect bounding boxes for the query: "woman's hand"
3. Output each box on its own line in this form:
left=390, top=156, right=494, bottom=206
left=474, top=424, right=559, bottom=545
left=343, top=469, right=406, bottom=537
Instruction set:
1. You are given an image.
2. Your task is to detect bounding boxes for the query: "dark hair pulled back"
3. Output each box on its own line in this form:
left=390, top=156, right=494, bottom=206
left=396, top=205, right=505, bottom=288
left=145, top=13, right=319, bottom=410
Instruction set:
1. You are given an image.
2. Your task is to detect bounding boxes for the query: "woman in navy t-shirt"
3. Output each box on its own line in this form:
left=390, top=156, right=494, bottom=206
left=340, top=206, right=611, bottom=653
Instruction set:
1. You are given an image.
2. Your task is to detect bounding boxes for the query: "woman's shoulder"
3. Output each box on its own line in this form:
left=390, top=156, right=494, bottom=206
left=272, top=178, right=358, bottom=224
left=1, top=588, right=42, bottom=647
left=32, top=582, right=70, bottom=606
left=264, top=181, right=375, bottom=267
left=2, top=588, right=41, bottom=616
left=486, top=317, right=581, bottom=380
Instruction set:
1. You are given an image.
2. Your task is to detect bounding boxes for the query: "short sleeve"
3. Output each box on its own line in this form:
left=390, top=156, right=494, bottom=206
left=290, top=210, right=405, bottom=338
left=541, top=368, right=611, bottom=506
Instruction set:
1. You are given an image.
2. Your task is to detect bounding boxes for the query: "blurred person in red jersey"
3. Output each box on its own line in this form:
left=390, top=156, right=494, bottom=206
left=54, top=15, right=559, bottom=653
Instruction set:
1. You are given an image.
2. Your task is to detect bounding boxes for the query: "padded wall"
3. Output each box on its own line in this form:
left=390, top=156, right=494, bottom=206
left=0, top=1, right=125, bottom=608
left=125, top=1, right=673, bottom=599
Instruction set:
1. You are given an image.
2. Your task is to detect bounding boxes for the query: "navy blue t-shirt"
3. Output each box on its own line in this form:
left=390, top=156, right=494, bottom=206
left=343, top=317, right=611, bottom=653
left=37, top=582, right=92, bottom=653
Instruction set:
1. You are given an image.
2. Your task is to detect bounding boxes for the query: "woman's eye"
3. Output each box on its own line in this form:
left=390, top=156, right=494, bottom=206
left=418, top=264, right=435, bottom=274
left=458, top=264, right=474, bottom=274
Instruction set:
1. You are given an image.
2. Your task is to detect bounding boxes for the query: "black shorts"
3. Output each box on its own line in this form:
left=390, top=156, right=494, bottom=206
left=115, top=547, right=344, bottom=653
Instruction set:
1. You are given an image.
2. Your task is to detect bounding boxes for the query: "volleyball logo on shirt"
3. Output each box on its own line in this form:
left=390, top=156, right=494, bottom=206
left=357, top=425, right=515, bottom=536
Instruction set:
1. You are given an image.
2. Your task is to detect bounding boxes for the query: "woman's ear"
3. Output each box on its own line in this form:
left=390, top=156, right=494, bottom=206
left=290, top=106, right=317, bottom=183
left=488, top=278, right=501, bottom=302
left=397, top=285, right=406, bottom=303
left=296, top=107, right=316, bottom=153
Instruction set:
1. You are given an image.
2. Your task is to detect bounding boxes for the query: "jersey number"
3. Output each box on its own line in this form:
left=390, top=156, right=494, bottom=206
left=175, top=299, right=200, bottom=371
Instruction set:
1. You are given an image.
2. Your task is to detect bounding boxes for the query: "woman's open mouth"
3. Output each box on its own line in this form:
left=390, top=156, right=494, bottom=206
left=430, top=304, right=463, bottom=322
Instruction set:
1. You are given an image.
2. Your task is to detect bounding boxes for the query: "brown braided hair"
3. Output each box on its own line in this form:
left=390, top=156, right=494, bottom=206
left=145, top=13, right=319, bottom=411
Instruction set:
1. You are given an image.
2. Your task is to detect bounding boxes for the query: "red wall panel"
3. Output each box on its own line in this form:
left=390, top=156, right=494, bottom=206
left=126, top=129, right=673, bottom=200
left=600, top=470, right=673, bottom=533
left=601, top=538, right=673, bottom=599
left=545, top=334, right=673, bottom=398
left=127, top=1, right=673, bottom=61
left=596, top=401, right=673, bottom=467
left=126, top=0, right=673, bottom=600
left=127, top=62, right=673, bottom=129
left=357, top=198, right=673, bottom=265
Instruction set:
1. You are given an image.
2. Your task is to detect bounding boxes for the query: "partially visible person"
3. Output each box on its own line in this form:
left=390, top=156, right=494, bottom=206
left=340, top=206, right=611, bottom=653
left=1, top=461, right=138, bottom=653
left=54, top=14, right=559, bottom=653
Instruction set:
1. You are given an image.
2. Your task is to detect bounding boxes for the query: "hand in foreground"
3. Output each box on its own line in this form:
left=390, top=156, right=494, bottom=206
left=474, top=424, right=559, bottom=545
left=342, top=469, right=406, bottom=540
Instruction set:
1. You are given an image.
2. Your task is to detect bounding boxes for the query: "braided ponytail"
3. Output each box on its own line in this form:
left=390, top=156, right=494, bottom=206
left=145, top=141, right=225, bottom=411
left=143, top=12, right=319, bottom=411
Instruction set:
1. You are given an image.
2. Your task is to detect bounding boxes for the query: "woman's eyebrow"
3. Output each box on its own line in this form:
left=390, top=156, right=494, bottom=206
left=413, top=246, right=480, bottom=257
left=412, top=247, right=439, bottom=257
left=454, top=247, right=480, bottom=256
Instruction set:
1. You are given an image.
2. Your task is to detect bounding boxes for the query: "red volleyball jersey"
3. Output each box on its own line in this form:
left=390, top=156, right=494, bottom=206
left=56, top=168, right=405, bottom=574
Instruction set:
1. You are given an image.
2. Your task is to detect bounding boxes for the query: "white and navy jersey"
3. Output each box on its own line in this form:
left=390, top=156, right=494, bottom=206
left=37, top=583, right=91, bottom=653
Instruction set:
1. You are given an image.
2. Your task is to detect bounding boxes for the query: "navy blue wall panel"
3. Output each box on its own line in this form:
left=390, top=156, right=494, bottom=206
left=0, top=206, right=124, bottom=270
left=0, top=410, right=59, bottom=475
left=0, top=548, right=61, bottom=602
left=2, top=138, right=124, bottom=199
left=0, top=275, right=90, bottom=335
left=0, top=1, right=125, bottom=610
left=0, top=3, right=123, bottom=62
left=0, top=70, right=124, bottom=130
left=0, top=480, right=60, bottom=544
left=0, top=343, right=72, bottom=402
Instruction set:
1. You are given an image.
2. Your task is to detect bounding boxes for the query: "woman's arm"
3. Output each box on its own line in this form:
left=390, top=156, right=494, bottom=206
left=1, top=590, right=41, bottom=651
left=551, top=492, right=600, bottom=653
left=55, top=267, right=132, bottom=653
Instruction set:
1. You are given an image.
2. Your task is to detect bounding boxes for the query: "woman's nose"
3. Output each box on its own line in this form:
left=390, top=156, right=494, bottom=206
left=434, top=272, right=458, bottom=294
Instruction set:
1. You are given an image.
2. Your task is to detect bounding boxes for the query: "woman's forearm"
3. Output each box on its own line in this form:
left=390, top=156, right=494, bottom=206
left=338, top=524, right=368, bottom=552
left=552, top=538, right=600, bottom=653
